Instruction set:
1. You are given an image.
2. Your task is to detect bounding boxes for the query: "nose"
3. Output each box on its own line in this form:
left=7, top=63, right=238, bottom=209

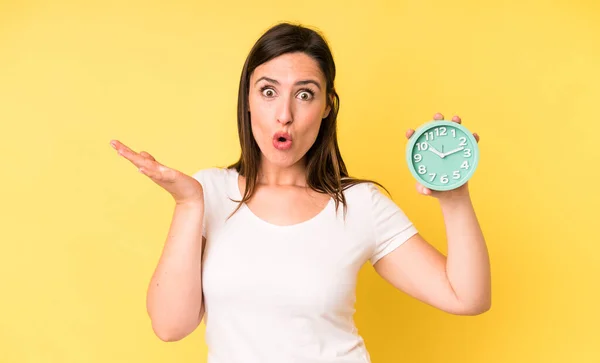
left=276, top=95, right=294, bottom=125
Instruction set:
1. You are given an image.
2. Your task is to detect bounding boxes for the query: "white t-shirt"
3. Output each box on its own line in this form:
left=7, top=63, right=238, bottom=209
left=193, top=167, right=418, bottom=363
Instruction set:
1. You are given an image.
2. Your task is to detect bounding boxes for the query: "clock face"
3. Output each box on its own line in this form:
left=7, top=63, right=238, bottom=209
left=407, top=121, right=479, bottom=191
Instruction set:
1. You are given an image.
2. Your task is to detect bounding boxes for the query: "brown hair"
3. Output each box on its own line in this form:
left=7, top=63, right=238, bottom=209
left=227, top=22, right=387, bottom=217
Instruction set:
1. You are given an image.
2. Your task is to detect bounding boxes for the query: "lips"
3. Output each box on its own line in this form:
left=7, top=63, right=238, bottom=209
left=272, top=131, right=292, bottom=151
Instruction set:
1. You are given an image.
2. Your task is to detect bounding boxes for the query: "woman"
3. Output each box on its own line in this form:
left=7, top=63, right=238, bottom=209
left=110, top=22, right=490, bottom=363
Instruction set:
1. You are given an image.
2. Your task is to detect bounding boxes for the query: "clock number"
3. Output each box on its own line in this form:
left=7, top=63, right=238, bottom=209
left=429, top=173, right=436, bottom=182
left=416, top=142, right=429, bottom=151
left=460, top=160, right=469, bottom=169
left=453, top=170, right=460, bottom=179
left=418, top=165, right=427, bottom=174
left=414, top=154, right=422, bottom=162
left=440, top=175, right=448, bottom=184
left=463, top=149, right=471, bottom=157
left=427, top=127, right=448, bottom=141
left=451, top=129, right=456, bottom=138
left=426, top=127, right=448, bottom=140
left=459, top=137, right=467, bottom=146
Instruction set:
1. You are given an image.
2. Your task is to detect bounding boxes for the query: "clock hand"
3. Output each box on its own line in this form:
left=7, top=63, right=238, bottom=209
left=442, top=146, right=465, bottom=157
left=427, top=144, right=445, bottom=158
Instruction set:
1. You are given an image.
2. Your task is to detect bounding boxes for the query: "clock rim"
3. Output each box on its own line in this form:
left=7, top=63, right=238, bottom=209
left=405, top=120, right=480, bottom=191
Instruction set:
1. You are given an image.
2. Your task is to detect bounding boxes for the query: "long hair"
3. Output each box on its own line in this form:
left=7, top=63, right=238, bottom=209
left=227, top=22, right=388, bottom=217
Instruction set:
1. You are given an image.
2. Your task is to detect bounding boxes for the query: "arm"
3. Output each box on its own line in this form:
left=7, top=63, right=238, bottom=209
left=146, top=201, right=206, bottom=341
left=108, top=139, right=208, bottom=340
left=373, top=191, right=491, bottom=315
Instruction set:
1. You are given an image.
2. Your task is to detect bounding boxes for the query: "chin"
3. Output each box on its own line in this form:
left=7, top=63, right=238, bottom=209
left=260, top=147, right=304, bottom=168
left=264, top=153, right=301, bottom=168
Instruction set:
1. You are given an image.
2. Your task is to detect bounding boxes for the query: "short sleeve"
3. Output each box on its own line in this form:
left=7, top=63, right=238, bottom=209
left=191, top=168, right=209, bottom=238
left=368, top=183, right=418, bottom=265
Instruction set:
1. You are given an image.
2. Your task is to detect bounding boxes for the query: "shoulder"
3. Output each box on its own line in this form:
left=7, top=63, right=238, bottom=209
left=191, top=167, right=236, bottom=238
left=192, top=166, right=233, bottom=187
left=341, top=179, right=392, bottom=208
left=343, top=179, right=414, bottom=234
left=192, top=166, right=237, bottom=204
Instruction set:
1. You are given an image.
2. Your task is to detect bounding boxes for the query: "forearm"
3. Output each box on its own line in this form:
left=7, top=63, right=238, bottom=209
left=146, top=201, right=205, bottom=341
left=440, top=192, right=491, bottom=313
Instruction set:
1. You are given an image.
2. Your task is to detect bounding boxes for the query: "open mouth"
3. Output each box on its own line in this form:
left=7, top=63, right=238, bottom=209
left=273, top=132, right=292, bottom=150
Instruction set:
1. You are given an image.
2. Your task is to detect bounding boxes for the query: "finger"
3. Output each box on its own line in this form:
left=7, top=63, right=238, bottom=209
left=110, top=139, right=131, bottom=154
left=473, top=133, right=480, bottom=142
left=451, top=115, right=462, bottom=124
left=116, top=143, right=140, bottom=162
left=433, top=112, right=444, bottom=120
left=114, top=142, right=154, bottom=169
left=139, top=164, right=164, bottom=179
left=139, top=151, right=156, bottom=162
left=416, top=182, right=431, bottom=196
left=110, top=139, right=126, bottom=151
left=406, top=129, right=415, bottom=138
left=139, top=162, right=163, bottom=179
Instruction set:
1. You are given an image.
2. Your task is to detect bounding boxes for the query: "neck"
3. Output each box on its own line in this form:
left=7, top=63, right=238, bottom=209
left=257, top=157, right=308, bottom=187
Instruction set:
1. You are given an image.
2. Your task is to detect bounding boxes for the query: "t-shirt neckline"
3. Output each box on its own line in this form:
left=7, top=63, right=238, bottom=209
left=227, top=167, right=334, bottom=229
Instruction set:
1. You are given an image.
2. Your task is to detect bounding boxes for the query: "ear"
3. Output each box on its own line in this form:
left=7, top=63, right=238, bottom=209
left=323, top=94, right=333, bottom=119
left=323, top=105, right=331, bottom=119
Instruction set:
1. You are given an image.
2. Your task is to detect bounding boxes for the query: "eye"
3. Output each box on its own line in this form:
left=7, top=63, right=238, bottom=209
left=297, top=89, right=315, bottom=101
left=260, top=86, right=276, bottom=98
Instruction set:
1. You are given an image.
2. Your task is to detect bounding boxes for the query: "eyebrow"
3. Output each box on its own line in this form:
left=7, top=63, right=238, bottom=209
left=254, top=76, right=322, bottom=91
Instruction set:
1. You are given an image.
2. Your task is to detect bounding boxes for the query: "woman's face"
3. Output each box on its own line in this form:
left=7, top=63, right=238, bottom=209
left=248, top=52, right=331, bottom=169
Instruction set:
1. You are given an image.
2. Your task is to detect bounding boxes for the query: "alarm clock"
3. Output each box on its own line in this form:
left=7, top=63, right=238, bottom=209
left=406, top=120, right=479, bottom=191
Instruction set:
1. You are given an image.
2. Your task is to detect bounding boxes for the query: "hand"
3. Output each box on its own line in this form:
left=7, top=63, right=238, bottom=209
left=406, top=113, right=480, bottom=199
left=427, top=143, right=445, bottom=158
left=110, top=140, right=204, bottom=206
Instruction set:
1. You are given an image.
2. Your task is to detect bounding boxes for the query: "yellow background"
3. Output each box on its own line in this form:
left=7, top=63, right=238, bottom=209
left=1, top=0, right=598, bottom=362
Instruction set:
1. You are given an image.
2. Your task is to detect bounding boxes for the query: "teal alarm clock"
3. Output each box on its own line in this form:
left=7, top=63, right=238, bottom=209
left=406, top=120, right=479, bottom=191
